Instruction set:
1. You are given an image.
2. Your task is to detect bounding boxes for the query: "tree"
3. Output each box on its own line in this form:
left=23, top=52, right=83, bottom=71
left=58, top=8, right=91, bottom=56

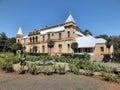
left=0, top=32, right=8, bottom=52
left=3, top=37, right=16, bottom=52
left=106, top=37, right=113, bottom=54
left=11, top=43, right=22, bottom=55
left=83, top=29, right=92, bottom=36
left=71, top=42, right=78, bottom=53
left=32, top=46, right=37, bottom=53
left=47, top=40, right=54, bottom=54
left=95, top=34, right=108, bottom=40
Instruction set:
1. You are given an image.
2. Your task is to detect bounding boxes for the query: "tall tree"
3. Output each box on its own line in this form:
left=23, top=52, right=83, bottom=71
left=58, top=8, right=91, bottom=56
left=71, top=42, right=78, bottom=53
left=106, top=37, right=113, bottom=54
left=47, top=40, right=54, bottom=54
left=3, top=37, right=16, bottom=52
left=83, top=29, right=92, bottom=36
left=11, top=43, right=22, bottom=55
left=0, top=32, right=8, bottom=52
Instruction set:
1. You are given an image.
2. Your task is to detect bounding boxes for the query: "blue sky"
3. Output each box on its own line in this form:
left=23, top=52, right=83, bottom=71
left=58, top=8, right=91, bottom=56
left=0, top=0, right=120, bottom=37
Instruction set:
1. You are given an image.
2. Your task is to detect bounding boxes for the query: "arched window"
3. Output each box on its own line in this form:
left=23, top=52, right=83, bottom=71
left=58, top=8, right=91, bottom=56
left=36, top=36, right=38, bottom=42
left=33, top=37, right=34, bottom=42
left=68, top=44, right=70, bottom=52
left=30, top=37, right=32, bottom=43
left=67, top=31, right=70, bottom=38
left=18, top=39, right=19, bottom=43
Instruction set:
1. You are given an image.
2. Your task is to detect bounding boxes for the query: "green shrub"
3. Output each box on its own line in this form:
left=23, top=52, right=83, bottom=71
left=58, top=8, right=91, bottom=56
left=72, top=66, right=80, bottom=75
left=84, top=70, right=94, bottom=76
left=25, top=52, right=48, bottom=56
left=103, top=54, right=111, bottom=62
left=101, top=72, right=117, bottom=82
left=28, top=63, right=39, bottom=75
left=18, top=66, right=26, bottom=74
left=57, top=64, right=66, bottom=74
left=0, top=59, right=13, bottom=72
left=103, top=66, right=115, bottom=73
left=44, top=66, right=53, bottom=75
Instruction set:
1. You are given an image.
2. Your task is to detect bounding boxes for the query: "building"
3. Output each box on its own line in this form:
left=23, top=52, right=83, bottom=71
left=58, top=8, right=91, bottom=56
left=16, top=14, right=113, bottom=56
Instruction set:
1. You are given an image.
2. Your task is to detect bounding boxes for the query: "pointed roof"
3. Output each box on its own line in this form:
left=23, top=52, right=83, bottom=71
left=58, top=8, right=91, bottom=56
left=65, top=14, right=76, bottom=23
left=17, top=27, right=23, bottom=35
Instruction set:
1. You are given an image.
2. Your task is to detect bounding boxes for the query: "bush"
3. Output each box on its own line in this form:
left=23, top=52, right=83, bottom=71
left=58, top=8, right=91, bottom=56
left=28, top=63, right=39, bottom=75
left=84, top=70, right=94, bottom=76
left=72, top=66, right=80, bottom=75
left=112, top=53, right=120, bottom=63
left=61, top=53, right=90, bottom=61
left=18, top=66, right=26, bottom=74
left=57, top=64, right=66, bottom=75
left=44, top=66, right=53, bottom=75
left=25, top=52, right=48, bottom=56
left=0, top=59, right=14, bottom=72
left=101, top=72, right=117, bottom=82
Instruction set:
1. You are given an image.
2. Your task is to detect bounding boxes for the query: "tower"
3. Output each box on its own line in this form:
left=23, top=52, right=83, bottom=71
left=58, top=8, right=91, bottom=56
left=16, top=27, right=23, bottom=43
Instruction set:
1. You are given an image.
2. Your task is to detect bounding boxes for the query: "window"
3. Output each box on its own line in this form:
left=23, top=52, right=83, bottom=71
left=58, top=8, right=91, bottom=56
left=59, top=44, right=62, bottom=53
left=30, top=37, right=32, bottom=42
left=18, top=39, right=19, bottom=43
left=68, top=44, right=70, bottom=52
left=42, top=45, right=45, bottom=53
left=100, top=47, right=104, bottom=52
left=36, top=36, right=38, bottom=42
left=48, top=34, right=50, bottom=40
left=33, top=37, right=34, bottom=42
left=52, top=33, right=54, bottom=36
left=43, top=36, right=45, bottom=41
left=68, top=31, right=70, bottom=38
left=59, top=33, right=61, bottom=39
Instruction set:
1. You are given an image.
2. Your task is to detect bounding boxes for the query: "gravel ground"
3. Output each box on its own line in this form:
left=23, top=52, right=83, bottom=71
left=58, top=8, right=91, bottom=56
left=0, top=71, right=120, bottom=90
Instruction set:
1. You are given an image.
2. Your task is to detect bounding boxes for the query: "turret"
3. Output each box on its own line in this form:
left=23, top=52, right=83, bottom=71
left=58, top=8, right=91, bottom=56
left=16, top=27, right=23, bottom=43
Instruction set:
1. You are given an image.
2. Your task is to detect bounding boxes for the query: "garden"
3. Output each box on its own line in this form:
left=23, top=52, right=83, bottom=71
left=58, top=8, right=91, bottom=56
left=0, top=52, right=120, bottom=85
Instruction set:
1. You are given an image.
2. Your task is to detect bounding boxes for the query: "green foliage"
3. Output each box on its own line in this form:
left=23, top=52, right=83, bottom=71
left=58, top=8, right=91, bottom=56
left=25, top=52, right=48, bottom=56
left=19, top=54, right=26, bottom=66
left=32, top=46, right=37, bottom=53
left=61, top=53, right=90, bottom=61
left=101, top=72, right=117, bottom=82
left=44, top=66, right=53, bottom=75
left=82, top=29, right=92, bottom=36
left=28, top=63, right=39, bottom=75
left=103, top=54, right=111, bottom=62
left=57, top=64, right=66, bottom=74
left=0, top=32, right=8, bottom=52
left=11, top=43, right=22, bottom=55
left=72, top=66, right=80, bottom=75
left=71, top=42, right=78, bottom=51
left=18, top=66, right=26, bottom=74
left=47, top=40, right=54, bottom=48
left=0, top=58, right=13, bottom=72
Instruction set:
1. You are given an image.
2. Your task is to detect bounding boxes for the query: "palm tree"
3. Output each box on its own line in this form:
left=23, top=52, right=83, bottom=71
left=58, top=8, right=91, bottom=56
left=48, top=40, right=54, bottom=54
left=71, top=42, right=78, bottom=53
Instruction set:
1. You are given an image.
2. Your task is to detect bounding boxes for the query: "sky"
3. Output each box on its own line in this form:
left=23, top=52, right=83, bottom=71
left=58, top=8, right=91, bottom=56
left=0, top=0, right=120, bottom=37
